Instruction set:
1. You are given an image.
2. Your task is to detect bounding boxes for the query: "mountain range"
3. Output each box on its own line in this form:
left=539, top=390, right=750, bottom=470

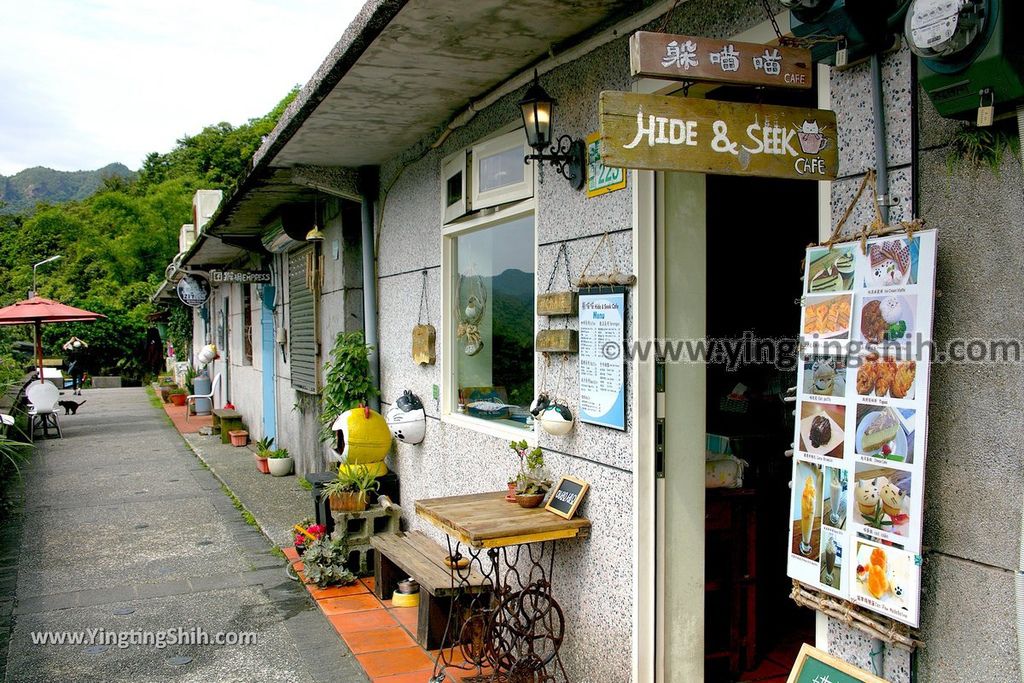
left=0, top=163, right=137, bottom=214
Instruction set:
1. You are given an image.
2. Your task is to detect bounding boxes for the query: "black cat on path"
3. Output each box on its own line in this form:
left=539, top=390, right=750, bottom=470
left=58, top=400, right=86, bottom=415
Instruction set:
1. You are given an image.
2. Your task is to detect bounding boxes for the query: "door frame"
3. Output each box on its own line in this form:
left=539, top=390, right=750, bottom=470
left=632, top=13, right=835, bottom=680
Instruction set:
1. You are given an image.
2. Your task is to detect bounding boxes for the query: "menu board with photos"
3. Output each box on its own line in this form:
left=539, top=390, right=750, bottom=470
left=786, top=230, right=937, bottom=628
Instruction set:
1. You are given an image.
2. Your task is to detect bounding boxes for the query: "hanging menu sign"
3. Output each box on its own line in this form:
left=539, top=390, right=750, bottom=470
left=578, top=288, right=627, bottom=430
left=599, top=91, right=838, bottom=180
left=786, top=229, right=938, bottom=628
left=629, top=31, right=813, bottom=89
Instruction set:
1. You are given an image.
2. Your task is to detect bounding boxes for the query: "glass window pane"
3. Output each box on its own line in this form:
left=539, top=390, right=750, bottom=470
left=453, top=215, right=534, bottom=429
left=478, top=146, right=525, bottom=193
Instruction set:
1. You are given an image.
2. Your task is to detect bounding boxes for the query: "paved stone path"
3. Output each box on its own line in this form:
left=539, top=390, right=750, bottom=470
left=3, top=387, right=367, bottom=682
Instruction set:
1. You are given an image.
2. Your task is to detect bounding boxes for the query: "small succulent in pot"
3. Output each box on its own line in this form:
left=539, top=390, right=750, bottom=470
left=321, top=464, right=380, bottom=512
left=301, top=535, right=357, bottom=588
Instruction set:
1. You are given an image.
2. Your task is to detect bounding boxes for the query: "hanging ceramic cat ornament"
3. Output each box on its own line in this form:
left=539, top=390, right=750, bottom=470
left=385, top=390, right=426, bottom=445
left=539, top=398, right=574, bottom=436
left=529, top=391, right=550, bottom=417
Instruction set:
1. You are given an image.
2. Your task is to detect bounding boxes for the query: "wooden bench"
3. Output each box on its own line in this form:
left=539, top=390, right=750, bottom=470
left=211, top=408, right=244, bottom=444
left=371, top=530, right=489, bottom=649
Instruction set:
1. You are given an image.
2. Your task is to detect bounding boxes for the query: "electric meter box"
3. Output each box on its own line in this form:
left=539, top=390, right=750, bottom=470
left=913, top=0, right=1024, bottom=120
left=787, top=1, right=911, bottom=67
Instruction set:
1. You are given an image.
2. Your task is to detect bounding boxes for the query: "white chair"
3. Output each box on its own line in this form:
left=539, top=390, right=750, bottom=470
left=26, top=382, right=61, bottom=441
left=185, top=373, right=221, bottom=421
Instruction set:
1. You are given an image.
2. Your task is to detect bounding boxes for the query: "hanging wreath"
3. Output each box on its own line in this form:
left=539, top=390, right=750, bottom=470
left=455, top=274, right=487, bottom=356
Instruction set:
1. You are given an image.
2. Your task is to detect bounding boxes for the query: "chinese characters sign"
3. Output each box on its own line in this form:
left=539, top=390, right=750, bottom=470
left=630, top=32, right=812, bottom=89
left=210, top=269, right=272, bottom=284
left=599, top=91, right=837, bottom=180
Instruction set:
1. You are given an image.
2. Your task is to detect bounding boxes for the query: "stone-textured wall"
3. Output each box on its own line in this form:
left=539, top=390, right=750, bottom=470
left=913, top=90, right=1024, bottom=682
left=824, top=46, right=916, bottom=683
left=374, top=28, right=637, bottom=683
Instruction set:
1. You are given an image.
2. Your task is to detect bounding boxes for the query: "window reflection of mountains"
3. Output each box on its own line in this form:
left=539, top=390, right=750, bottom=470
left=488, top=268, right=534, bottom=407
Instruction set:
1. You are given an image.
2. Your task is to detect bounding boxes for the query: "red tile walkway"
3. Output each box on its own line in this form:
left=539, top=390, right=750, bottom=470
left=284, top=547, right=491, bottom=683
left=161, top=399, right=212, bottom=434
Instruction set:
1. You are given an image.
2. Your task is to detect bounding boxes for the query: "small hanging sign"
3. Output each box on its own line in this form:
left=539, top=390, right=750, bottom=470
left=585, top=131, right=627, bottom=198
left=787, top=644, right=888, bottom=683
left=537, top=243, right=578, bottom=316
left=599, top=91, right=837, bottom=181
left=629, top=31, right=813, bottom=89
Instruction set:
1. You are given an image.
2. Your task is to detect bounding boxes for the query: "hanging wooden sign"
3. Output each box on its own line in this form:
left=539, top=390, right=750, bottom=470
left=536, top=329, right=579, bottom=354
left=412, top=324, right=436, bottom=365
left=599, top=91, right=838, bottom=181
left=630, top=31, right=813, bottom=89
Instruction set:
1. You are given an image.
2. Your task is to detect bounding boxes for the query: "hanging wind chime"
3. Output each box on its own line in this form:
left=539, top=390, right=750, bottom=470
left=455, top=273, right=487, bottom=356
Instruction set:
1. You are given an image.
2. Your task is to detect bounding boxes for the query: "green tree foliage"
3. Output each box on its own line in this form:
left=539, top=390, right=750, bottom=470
left=0, top=88, right=299, bottom=381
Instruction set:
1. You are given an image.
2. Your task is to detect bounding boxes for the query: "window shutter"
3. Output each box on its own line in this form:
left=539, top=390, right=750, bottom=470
left=288, top=247, right=319, bottom=393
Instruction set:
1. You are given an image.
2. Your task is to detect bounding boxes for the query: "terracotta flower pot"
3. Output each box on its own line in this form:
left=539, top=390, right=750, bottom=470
left=506, top=481, right=518, bottom=502
left=515, top=492, right=545, bottom=509
left=169, top=393, right=186, bottom=406
left=229, top=430, right=248, bottom=447
left=254, top=454, right=270, bottom=474
left=329, top=491, right=367, bottom=512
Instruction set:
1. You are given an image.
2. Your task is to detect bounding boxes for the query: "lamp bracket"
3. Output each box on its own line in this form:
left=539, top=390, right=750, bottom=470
left=525, top=135, right=585, bottom=191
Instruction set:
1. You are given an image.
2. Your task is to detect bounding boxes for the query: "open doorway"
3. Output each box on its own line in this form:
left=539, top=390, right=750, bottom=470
left=655, top=79, right=822, bottom=682
left=702, top=84, right=818, bottom=683
left=703, top=170, right=817, bottom=683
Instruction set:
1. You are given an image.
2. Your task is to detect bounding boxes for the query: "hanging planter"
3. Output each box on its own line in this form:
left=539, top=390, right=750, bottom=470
left=412, top=270, right=436, bottom=365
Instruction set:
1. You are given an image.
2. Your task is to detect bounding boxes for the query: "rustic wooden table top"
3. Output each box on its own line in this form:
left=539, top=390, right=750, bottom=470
left=415, top=491, right=591, bottom=549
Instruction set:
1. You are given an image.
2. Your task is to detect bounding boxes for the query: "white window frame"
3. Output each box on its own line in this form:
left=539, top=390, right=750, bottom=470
left=441, top=196, right=538, bottom=443
left=470, top=127, right=534, bottom=210
left=442, top=149, right=469, bottom=224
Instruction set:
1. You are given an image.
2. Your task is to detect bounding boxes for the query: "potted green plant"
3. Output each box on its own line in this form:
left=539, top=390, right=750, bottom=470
left=301, top=535, right=357, bottom=587
left=319, top=332, right=379, bottom=443
left=267, top=448, right=293, bottom=477
left=321, top=465, right=380, bottom=512
left=168, top=387, right=187, bottom=407
left=510, top=440, right=550, bottom=508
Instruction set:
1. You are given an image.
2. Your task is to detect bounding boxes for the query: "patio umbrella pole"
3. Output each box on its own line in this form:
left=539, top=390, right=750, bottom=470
left=36, top=320, right=44, bottom=384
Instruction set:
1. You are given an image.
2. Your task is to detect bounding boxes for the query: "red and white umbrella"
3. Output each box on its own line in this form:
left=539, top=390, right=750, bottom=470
left=0, top=296, right=106, bottom=384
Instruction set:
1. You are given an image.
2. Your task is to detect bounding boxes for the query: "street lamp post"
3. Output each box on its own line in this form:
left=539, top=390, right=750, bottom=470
left=30, top=254, right=62, bottom=298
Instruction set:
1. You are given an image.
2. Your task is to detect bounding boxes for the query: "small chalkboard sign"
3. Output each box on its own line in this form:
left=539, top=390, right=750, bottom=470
left=788, top=644, right=888, bottom=683
left=545, top=476, right=589, bottom=519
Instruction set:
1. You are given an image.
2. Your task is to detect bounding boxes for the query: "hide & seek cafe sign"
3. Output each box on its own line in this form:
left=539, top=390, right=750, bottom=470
left=598, top=91, right=837, bottom=181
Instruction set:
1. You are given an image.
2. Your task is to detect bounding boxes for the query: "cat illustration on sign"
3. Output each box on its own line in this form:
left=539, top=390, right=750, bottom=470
left=798, top=121, right=830, bottom=155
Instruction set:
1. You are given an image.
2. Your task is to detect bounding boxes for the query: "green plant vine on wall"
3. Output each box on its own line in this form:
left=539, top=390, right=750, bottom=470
left=946, top=122, right=1020, bottom=175
left=319, top=331, right=378, bottom=442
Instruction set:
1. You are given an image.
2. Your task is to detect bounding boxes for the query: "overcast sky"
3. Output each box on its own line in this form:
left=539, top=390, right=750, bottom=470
left=0, top=0, right=364, bottom=176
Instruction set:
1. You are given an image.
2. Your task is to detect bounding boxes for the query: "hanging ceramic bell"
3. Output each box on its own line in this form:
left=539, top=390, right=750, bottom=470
left=539, top=399, right=574, bottom=436
left=464, top=295, right=480, bottom=320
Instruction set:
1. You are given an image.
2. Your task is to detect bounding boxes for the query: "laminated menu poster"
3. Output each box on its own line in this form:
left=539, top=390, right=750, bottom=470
left=786, top=229, right=937, bottom=628
left=578, top=288, right=627, bottom=430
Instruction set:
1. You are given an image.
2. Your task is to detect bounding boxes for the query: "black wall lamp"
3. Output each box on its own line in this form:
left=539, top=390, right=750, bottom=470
left=519, top=71, right=585, bottom=190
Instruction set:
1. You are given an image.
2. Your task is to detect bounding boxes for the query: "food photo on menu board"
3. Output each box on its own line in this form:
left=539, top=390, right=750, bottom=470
left=806, top=244, right=856, bottom=293
left=801, top=294, right=853, bottom=340
left=852, top=538, right=920, bottom=624
left=802, top=355, right=847, bottom=398
left=854, top=405, right=915, bottom=463
left=853, top=466, right=912, bottom=543
left=855, top=352, right=917, bottom=400
left=797, top=402, right=845, bottom=459
left=787, top=229, right=937, bottom=627
left=790, top=461, right=823, bottom=565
